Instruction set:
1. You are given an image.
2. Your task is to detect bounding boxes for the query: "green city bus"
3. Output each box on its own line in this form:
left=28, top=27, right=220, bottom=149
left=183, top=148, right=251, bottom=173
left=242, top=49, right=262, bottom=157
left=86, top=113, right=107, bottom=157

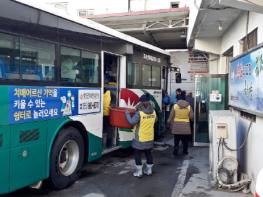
left=0, top=0, right=170, bottom=194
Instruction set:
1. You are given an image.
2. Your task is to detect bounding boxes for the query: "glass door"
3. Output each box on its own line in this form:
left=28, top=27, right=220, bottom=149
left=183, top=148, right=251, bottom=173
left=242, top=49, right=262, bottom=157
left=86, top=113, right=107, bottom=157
left=194, top=75, right=209, bottom=146
left=193, top=74, right=228, bottom=146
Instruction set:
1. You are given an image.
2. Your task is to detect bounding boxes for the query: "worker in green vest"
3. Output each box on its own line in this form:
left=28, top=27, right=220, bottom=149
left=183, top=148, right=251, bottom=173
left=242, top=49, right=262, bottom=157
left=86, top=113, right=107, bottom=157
left=125, top=93, right=157, bottom=178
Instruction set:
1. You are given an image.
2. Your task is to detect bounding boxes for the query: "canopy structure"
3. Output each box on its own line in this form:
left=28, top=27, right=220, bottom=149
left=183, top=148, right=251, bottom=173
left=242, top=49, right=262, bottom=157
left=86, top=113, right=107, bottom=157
left=85, top=8, right=189, bottom=49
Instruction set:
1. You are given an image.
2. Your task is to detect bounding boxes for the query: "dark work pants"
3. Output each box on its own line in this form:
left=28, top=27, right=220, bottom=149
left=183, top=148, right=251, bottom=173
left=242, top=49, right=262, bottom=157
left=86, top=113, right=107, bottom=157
left=174, top=135, right=189, bottom=154
left=134, top=149, right=153, bottom=165
left=103, top=116, right=113, bottom=147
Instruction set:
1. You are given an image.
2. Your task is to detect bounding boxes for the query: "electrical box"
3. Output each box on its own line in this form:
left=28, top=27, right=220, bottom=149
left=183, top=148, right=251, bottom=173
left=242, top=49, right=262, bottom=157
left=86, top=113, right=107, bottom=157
left=216, top=123, right=228, bottom=139
left=210, top=90, right=222, bottom=102
left=209, top=110, right=237, bottom=184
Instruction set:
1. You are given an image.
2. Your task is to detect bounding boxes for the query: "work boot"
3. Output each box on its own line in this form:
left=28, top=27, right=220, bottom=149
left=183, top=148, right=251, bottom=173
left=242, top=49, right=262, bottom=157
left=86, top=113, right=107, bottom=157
left=143, top=164, right=153, bottom=176
left=133, top=165, right=143, bottom=177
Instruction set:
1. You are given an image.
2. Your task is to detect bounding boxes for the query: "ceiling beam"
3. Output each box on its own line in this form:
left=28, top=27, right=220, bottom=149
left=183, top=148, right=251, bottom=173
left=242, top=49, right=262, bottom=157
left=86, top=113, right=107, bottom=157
left=116, top=26, right=188, bottom=33
left=220, top=0, right=263, bottom=13
left=143, top=24, right=159, bottom=46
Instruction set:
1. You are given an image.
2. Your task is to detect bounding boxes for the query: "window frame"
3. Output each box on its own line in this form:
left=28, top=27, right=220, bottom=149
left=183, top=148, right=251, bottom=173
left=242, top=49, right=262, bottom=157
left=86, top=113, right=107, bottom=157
left=142, top=64, right=152, bottom=89
left=80, top=50, right=100, bottom=85
left=0, top=31, right=57, bottom=86
left=0, top=32, right=20, bottom=80
left=126, top=61, right=141, bottom=89
left=59, top=45, right=101, bottom=87
left=19, top=36, right=57, bottom=82
left=0, top=31, right=101, bottom=87
left=240, top=28, right=258, bottom=53
left=151, top=64, right=161, bottom=88
left=78, top=9, right=95, bottom=17
left=126, top=61, right=161, bottom=89
left=170, top=1, right=179, bottom=8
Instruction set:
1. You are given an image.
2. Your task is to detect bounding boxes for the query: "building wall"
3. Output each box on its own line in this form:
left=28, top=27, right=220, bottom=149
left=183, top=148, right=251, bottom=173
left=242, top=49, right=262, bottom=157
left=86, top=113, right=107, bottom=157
left=130, top=0, right=178, bottom=11
left=41, top=0, right=188, bottom=16
left=168, top=51, right=209, bottom=103
left=221, top=12, right=263, bottom=56
left=67, top=0, right=129, bottom=15
left=195, top=38, right=221, bottom=55
left=220, top=11, right=263, bottom=193
left=190, top=8, right=263, bottom=193
left=208, top=54, right=220, bottom=74
left=169, top=51, right=195, bottom=93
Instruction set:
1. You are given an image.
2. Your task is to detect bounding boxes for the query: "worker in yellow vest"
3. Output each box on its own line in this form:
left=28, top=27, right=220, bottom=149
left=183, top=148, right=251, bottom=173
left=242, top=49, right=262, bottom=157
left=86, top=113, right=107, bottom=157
left=103, top=89, right=111, bottom=116
left=168, top=93, right=193, bottom=156
left=103, top=89, right=116, bottom=148
left=125, top=93, right=157, bottom=178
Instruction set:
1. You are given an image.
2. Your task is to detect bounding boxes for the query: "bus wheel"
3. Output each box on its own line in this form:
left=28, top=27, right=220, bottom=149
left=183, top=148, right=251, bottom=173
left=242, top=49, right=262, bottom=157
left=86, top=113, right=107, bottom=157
left=50, top=127, right=84, bottom=190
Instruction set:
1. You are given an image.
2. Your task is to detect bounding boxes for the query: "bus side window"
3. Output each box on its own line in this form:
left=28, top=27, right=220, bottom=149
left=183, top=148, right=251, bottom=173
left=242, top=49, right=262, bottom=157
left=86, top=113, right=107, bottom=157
left=60, top=47, right=81, bottom=83
left=0, top=33, right=20, bottom=80
left=79, top=51, right=99, bottom=84
left=22, top=74, right=41, bottom=80
left=6, top=73, right=20, bottom=79
left=20, top=37, right=55, bottom=81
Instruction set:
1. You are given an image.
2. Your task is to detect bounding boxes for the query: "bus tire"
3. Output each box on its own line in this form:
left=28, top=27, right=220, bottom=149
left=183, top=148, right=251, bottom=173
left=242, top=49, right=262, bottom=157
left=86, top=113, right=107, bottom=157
left=50, top=127, right=84, bottom=190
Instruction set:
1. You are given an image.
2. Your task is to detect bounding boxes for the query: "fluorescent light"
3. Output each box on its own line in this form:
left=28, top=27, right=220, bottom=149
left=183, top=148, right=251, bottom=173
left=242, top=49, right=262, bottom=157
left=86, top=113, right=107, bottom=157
left=218, top=21, right=223, bottom=31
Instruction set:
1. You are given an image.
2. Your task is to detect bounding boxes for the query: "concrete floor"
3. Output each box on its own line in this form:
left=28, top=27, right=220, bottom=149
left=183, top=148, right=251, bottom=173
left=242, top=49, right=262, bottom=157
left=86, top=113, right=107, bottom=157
left=2, top=142, right=183, bottom=197
left=1, top=135, right=253, bottom=197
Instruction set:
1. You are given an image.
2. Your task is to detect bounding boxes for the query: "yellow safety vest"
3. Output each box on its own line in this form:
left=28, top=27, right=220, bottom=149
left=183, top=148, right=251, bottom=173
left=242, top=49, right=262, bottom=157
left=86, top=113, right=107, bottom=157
left=174, top=104, right=190, bottom=122
left=137, top=111, right=157, bottom=142
left=103, top=90, right=111, bottom=116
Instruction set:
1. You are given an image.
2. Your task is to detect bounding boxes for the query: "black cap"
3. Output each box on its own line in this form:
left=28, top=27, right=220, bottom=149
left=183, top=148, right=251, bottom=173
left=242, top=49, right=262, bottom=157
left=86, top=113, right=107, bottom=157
left=139, top=93, right=150, bottom=102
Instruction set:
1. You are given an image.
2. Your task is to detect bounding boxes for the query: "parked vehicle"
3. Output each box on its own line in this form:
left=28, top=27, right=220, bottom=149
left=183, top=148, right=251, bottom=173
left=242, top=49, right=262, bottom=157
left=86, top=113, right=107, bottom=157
left=0, top=0, right=170, bottom=194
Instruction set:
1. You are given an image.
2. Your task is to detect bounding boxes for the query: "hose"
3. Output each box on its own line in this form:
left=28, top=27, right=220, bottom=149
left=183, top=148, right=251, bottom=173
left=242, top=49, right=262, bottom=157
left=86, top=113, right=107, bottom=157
left=223, top=121, right=253, bottom=152
left=216, top=156, right=251, bottom=191
left=217, top=138, right=222, bottom=162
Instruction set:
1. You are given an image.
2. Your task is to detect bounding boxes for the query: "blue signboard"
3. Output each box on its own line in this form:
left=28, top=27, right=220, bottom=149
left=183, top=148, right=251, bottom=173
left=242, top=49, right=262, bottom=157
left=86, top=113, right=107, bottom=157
left=229, top=45, right=263, bottom=115
left=9, top=86, right=101, bottom=123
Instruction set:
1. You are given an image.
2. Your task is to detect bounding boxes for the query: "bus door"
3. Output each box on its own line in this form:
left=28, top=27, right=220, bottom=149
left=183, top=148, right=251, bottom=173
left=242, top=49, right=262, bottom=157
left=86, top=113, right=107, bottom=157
left=102, top=52, right=121, bottom=149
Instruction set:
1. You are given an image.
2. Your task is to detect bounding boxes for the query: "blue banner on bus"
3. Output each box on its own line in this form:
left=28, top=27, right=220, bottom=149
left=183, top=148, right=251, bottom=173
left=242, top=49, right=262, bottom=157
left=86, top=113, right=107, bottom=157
left=9, top=86, right=101, bottom=123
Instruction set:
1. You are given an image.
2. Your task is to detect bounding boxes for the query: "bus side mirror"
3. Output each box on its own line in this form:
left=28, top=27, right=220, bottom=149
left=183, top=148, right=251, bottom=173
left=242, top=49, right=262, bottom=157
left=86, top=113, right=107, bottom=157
left=175, top=73, right=181, bottom=83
